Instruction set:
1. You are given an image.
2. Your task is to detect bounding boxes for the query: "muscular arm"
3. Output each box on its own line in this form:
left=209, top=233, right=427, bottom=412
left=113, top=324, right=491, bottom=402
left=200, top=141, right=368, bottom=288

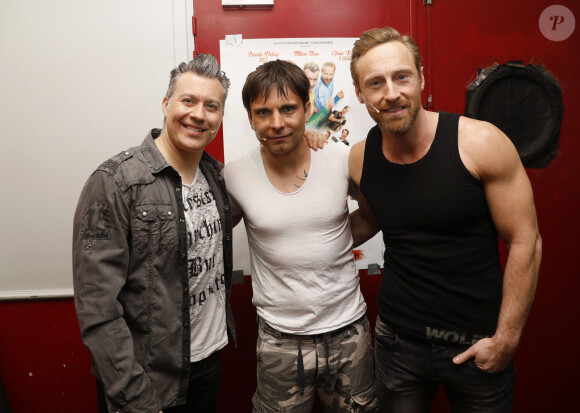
left=453, top=118, right=542, bottom=372
left=348, top=140, right=381, bottom=247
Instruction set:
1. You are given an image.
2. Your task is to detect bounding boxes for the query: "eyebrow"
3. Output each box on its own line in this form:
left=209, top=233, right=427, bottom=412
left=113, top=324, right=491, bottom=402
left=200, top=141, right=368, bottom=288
left=250, top=104, right=270, bottom=113
left=178, top=93, right=222, bottom=106
left=363, top=66, right=415, bottom=81
left=253, top=102, right=297, bottom=109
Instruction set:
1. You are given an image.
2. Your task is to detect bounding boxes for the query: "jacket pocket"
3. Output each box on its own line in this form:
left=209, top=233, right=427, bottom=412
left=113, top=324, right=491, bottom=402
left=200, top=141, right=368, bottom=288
left=132, top=203, right=177, bottom=256
left=156, top=204, right=177, bottom=253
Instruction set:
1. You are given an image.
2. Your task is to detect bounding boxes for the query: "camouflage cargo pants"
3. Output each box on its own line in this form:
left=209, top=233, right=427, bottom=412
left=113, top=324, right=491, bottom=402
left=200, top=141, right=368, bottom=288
left=252, top=315, right=377, bottom=412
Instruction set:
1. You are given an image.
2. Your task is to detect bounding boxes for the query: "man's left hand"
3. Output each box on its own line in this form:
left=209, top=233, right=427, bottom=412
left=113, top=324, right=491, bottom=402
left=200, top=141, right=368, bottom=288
left=452, top=336, right=515, bottom=373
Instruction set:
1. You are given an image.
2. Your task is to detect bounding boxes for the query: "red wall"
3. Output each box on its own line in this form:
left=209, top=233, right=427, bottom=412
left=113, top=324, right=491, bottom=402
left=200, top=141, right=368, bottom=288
left=424, top=2, right=579, bottom=410
left=0, top=300, right=92, bottom=412
left=1, top=0, right=578, bottom=411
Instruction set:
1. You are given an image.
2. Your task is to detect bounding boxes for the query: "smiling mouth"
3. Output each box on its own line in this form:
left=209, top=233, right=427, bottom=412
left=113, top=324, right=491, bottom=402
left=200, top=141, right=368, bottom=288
left=385, top=106, right=406, bottom=113
left=183, top=124, right=206, bottom=133
left=262, top=135, right=289, bottom=141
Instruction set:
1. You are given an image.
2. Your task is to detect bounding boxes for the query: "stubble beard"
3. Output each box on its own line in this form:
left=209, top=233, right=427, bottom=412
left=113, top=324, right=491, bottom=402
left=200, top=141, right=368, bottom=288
left=260, top=134, right=300, bottom=156
left=373, top=99, right=420, bottom=135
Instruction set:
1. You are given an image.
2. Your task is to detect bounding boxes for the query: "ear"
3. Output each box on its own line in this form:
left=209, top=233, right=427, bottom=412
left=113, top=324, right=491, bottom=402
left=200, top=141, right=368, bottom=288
left=304, top=101, right=312, bottom=123
left=162, top=96, right=169, bottom=118
left=354, top=85, right=364, bottom=104
left=246, top=110, right=255, bottom=131
left=420, top=67, right=425, bottom=91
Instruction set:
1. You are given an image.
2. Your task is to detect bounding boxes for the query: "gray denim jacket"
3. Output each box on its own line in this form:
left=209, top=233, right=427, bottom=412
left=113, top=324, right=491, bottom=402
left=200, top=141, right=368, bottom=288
left=73, top=130, right=236, bottom=413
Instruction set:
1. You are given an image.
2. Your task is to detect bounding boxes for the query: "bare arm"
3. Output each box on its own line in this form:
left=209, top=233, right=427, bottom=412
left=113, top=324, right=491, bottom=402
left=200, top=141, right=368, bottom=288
left=350, top=197, right=380, bottom=247
left=348, top=140, right=381, bottom=247
left=453, top=118, right=542, bottom=372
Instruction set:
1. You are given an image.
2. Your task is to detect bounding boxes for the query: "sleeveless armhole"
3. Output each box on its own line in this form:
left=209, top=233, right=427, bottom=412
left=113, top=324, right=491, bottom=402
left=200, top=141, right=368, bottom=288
left=360, top=125, right=382, bottom=197
left=446, top=112, right=484, bottom=187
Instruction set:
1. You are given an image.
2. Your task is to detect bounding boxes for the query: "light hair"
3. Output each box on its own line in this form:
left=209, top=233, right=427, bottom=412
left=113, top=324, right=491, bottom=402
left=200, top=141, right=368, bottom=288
left=322, top=61, right=336, bottom=71
left=165, top=53, right=230, bottom=102
left=350, top=27, right=421, bottom=88
left=303, top=62, right=320, bottom=73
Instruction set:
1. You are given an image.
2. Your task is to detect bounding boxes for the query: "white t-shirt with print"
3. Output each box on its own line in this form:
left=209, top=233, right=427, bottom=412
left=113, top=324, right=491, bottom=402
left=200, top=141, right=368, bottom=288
left=182, top=168, right=228, bottom=361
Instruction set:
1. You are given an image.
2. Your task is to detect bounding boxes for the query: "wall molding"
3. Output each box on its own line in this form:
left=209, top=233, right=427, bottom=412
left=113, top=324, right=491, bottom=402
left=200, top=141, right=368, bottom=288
left=0, top=289, right=74, bottom=302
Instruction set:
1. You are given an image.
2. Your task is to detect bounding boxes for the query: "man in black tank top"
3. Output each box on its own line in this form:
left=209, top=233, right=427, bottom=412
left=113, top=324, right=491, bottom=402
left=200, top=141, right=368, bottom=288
left=347, top=27, right=542, bottom=412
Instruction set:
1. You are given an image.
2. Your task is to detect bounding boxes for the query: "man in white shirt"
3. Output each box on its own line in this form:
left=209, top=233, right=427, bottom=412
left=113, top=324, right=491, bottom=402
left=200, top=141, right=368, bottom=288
left=223, top=60, right=377, bottom=413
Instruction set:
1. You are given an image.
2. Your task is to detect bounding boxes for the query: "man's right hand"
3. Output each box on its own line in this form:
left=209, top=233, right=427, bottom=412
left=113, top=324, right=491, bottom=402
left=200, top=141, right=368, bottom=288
left=305, top=129, right=327, bottom=151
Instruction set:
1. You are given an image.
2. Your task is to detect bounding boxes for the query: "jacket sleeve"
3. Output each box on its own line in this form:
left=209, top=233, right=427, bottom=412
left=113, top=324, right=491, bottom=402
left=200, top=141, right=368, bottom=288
left=72, top=170, right=161, bottom=413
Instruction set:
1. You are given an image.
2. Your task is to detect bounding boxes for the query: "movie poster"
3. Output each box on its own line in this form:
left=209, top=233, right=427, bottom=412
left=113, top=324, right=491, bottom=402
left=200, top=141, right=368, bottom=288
left=220, top=36, right=383, bottom=274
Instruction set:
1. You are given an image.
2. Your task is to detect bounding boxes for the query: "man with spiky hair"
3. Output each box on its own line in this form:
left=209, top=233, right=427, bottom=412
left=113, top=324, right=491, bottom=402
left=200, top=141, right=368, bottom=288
left=73, top=54, right=236, bottom=413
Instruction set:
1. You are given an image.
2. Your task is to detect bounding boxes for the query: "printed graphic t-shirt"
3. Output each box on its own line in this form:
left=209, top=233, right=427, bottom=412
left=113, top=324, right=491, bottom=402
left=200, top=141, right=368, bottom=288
left=182, top=168, right=228, bottom=361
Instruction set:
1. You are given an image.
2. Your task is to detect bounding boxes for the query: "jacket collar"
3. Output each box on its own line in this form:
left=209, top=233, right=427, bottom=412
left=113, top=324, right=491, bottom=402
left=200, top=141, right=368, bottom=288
left=142, top=129, right=223, bottom=175
left=141, top=129, right=170, bottom=174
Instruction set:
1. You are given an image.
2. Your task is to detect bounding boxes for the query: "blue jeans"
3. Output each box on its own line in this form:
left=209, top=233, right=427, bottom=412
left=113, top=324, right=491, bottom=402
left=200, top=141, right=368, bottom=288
left=97, top=351, right=221, bottom=413
left=374, top=317, right=515, bottom=413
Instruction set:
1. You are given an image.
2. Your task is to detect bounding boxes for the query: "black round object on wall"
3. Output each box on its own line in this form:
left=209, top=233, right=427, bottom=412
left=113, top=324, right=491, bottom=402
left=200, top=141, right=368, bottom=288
left=465, top=62, right=563, bottom=168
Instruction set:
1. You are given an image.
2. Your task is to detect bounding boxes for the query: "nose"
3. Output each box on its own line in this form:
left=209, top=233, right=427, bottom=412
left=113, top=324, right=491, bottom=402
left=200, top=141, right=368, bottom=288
left=270, top=111, right=284, bottom=130
left=384, top=79, right=401, bottom=102
left=189, top=102, right=205, bottom=120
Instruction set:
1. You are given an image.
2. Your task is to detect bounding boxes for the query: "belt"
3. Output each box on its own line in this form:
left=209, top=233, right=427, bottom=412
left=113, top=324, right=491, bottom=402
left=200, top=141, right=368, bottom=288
left=258, top=314, right=365, bottom=341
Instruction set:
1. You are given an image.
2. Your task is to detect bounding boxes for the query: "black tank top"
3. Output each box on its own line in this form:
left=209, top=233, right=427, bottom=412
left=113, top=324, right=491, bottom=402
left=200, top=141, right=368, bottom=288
left=361, top=112, right=503, bottom=344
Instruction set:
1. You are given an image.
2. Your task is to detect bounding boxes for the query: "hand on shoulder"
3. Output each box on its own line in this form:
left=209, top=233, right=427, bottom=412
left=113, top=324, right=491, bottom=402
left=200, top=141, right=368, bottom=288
left=305, top=129, right=327, bottom=150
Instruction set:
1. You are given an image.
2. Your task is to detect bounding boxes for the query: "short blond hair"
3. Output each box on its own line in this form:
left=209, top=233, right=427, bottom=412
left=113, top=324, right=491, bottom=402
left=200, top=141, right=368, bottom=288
left=350, top=27, right=421, bottom=88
